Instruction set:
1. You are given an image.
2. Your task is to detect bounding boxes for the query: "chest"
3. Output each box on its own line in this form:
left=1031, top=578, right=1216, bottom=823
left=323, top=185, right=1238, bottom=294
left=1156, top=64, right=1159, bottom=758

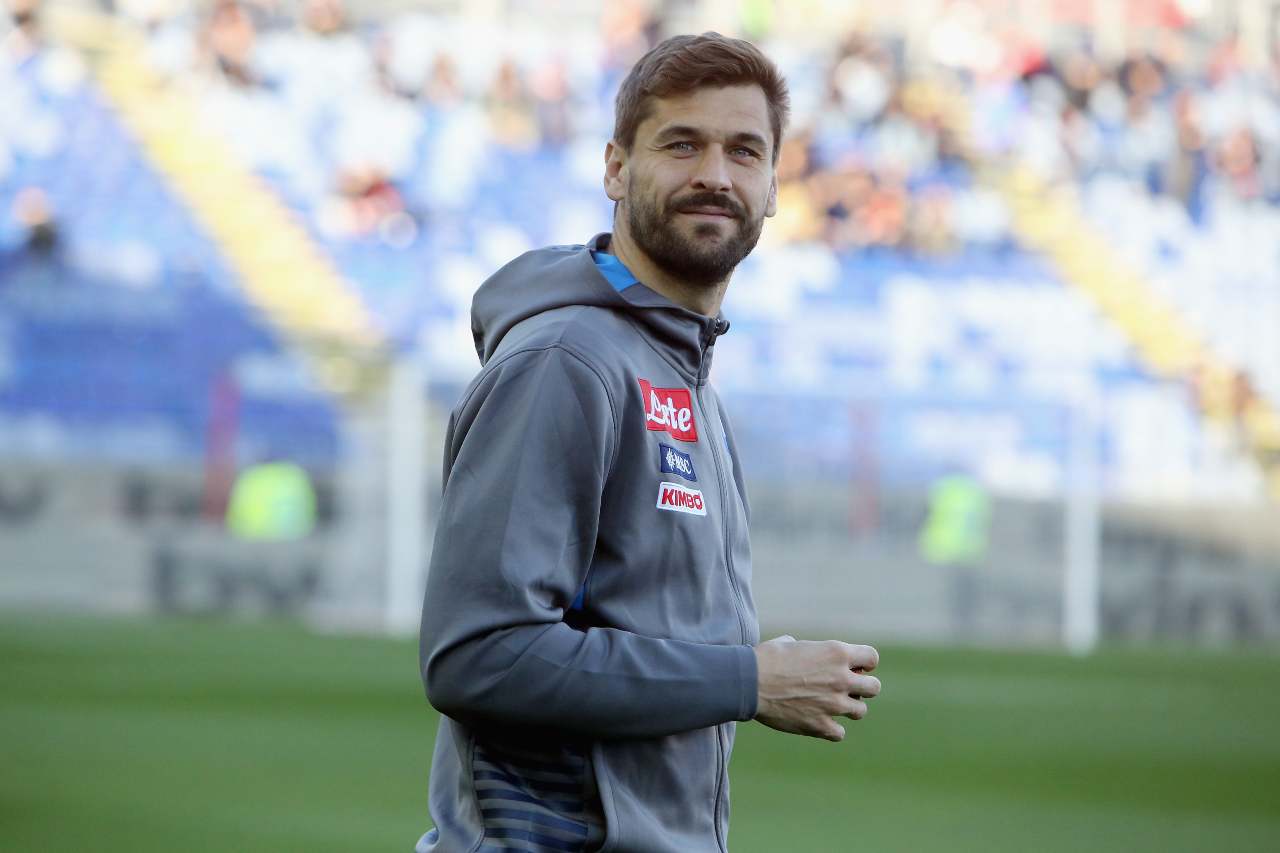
left=584, top=369, right=756, bottom=643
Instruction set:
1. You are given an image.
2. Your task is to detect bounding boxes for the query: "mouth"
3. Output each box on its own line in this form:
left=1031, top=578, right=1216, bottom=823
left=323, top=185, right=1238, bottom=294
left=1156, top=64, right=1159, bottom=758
left=679, top=206, right=736, bottom=220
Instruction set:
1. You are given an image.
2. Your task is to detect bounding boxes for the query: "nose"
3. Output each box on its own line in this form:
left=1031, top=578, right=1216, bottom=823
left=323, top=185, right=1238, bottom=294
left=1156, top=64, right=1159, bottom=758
left=690, top=146, right=732, bottom=193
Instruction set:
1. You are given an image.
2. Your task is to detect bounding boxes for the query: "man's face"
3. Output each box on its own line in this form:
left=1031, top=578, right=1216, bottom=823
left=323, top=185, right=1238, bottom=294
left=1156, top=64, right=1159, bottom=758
left=606, top=85, right=778, bottom=286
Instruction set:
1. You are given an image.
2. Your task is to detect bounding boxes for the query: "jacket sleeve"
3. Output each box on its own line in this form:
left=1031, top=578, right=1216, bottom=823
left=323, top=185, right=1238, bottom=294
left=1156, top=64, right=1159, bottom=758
left=419, top=344, right=758, bottom=739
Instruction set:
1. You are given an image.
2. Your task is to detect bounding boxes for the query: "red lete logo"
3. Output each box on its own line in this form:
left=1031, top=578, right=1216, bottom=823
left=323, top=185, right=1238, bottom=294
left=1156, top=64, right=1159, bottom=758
left=637, top=379, right=698, bottom=442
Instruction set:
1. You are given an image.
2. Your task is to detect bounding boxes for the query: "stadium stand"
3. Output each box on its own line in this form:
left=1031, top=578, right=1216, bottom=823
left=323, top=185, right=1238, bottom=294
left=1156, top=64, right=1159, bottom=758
left=3, top=0, right=1277, bottom=503
left=0, top=8, right=343, bottom=466
left=972, top=27, right=1280, bottom=494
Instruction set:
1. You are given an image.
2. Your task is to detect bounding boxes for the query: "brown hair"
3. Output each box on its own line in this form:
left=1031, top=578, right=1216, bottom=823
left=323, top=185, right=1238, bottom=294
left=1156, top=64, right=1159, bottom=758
left=613, top=32, right=790, bottom=163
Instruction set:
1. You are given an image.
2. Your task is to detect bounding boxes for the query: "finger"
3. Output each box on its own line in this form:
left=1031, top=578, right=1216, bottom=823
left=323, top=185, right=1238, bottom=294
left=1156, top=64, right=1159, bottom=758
left=820, top=720, right=846, bottom=742
left=842, top=643, right=879, bottom=672
left=848, top=673, right=881, bottom=699
left=842, top=698, right=869, bottom=720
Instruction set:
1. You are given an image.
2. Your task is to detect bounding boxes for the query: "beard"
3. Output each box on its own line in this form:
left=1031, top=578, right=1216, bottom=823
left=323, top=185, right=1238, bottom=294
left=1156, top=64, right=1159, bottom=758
left=625, top=188, right=764, bottom=287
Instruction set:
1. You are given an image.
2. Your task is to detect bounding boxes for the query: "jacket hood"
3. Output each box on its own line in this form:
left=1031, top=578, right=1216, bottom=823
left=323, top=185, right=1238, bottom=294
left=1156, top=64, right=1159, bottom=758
left=471, top=233, right=728, bottom=382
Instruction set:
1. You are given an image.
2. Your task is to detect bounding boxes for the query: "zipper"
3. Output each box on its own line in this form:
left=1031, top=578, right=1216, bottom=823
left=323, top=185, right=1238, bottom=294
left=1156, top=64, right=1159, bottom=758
left=710, top=724, right=728, bottom=852
left=699, top=319, right=741, bottom=853
left=696, top=320, right=750, bottom=646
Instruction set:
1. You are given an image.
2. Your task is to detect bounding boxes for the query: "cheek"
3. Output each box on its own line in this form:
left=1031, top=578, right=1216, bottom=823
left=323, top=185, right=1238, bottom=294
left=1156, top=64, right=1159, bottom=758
left=750, top=175, right=776, bottom=213
left=647, top=161, right=693, bottom=196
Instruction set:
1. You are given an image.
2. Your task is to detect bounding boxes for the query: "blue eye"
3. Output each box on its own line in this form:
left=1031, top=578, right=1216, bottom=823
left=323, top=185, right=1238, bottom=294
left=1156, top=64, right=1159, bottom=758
left=668, top=141, right=695, bottom=152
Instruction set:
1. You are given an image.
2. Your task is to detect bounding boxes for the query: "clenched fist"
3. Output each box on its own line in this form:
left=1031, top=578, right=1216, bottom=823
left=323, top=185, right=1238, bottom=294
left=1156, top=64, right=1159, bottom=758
left=753, top=635, right=881, bottom=742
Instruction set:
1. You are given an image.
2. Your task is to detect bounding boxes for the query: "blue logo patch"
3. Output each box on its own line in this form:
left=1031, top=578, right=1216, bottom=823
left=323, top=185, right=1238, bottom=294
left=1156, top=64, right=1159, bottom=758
left=659, top=443, right=696, bottom=482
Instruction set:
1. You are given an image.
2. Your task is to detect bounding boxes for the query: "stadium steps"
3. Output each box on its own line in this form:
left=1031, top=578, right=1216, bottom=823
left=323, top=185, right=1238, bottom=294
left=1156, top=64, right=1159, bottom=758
left=916, top=72, right=1280, bottom=501
left=994, top=165, right=1280, bottom=501
left=47, top=8, right=389, bottom=400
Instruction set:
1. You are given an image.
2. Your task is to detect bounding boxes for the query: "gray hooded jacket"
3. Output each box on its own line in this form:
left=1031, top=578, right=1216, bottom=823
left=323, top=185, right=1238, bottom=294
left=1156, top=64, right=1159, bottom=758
left=417, top=233, right=760, bottom=853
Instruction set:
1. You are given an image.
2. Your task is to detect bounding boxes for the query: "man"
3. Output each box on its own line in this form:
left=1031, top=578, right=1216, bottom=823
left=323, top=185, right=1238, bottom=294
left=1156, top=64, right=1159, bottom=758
left=417, top=33, right=881, bottom=853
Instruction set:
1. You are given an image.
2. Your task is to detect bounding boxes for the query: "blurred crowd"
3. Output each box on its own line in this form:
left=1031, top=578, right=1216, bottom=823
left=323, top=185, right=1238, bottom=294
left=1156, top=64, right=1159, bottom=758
left=129, top=0, right=996, bottom=252
left=3, top=0, right=1278, bottom=498
left=989, top=31, right=1280, bottom=218
left=2, top=0, right=82, bottom=261
left=116, top=0, right=1279, bottom=253
left=133, top=0, right=625, bottom=242
left=4, top=0, right=1277, bottom=254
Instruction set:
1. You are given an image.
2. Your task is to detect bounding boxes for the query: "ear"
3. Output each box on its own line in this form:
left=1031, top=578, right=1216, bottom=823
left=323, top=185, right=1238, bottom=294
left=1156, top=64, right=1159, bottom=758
left=765, top=175, right=778, bottom=218
left=604, top=140, right=628, bottom=202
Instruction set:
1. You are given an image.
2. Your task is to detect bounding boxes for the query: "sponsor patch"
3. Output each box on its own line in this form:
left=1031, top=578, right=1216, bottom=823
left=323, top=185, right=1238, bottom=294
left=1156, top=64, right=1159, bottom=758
left=658, top=443, right=697, bottom=482
left=638, top=379, right=698, bottom=442
left=656, top=482, right=707, bottom=516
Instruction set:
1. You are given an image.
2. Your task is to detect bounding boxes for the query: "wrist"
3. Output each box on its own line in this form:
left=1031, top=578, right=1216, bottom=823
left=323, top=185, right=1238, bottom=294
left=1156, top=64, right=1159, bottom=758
left=738, top=643, right=759, bottom=721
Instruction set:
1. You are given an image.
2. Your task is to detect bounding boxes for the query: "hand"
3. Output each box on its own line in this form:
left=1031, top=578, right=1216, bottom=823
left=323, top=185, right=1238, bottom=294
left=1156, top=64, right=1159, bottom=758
left=753, top=635, right=880, bottom=742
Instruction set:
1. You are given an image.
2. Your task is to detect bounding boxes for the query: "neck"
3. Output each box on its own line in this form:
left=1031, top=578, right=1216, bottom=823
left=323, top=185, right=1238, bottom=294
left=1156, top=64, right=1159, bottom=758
left=606, top=222, right=729, bottom=318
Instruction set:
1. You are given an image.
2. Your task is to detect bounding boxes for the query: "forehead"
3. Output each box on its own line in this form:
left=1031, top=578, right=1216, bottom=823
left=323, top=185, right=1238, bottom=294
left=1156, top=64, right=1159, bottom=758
left=636, top=84, right=772, bottom=145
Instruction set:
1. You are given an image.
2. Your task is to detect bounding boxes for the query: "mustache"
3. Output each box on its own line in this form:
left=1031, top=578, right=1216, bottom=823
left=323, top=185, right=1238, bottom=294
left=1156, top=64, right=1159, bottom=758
left=672, top=193, right=744, bottom=219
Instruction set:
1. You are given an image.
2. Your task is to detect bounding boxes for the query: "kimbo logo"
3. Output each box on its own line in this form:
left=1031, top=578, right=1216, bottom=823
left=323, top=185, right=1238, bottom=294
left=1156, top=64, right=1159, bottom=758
left=656, top=482, right=706, bottom=516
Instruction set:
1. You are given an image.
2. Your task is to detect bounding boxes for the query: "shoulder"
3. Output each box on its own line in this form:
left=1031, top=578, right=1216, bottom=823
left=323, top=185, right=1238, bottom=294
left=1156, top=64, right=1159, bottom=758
left=473, top=310, right=631, bottom=413
left=488, top=243, right=589, bottom=283
left=493, top=304, right=639, bottom=379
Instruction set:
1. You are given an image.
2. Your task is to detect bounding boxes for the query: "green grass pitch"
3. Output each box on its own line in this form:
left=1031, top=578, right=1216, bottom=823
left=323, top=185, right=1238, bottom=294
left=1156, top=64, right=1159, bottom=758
left=3, top=614, right=1278, bottom=852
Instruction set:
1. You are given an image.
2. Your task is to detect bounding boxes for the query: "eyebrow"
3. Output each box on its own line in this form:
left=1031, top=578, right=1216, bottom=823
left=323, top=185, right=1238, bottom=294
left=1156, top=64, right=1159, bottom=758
left=652, top=124, right=770, bottom=152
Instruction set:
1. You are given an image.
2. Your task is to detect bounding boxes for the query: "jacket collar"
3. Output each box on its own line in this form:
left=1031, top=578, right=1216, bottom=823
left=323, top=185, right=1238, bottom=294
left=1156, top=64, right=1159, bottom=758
left=585, top=233, right=730, bottom=385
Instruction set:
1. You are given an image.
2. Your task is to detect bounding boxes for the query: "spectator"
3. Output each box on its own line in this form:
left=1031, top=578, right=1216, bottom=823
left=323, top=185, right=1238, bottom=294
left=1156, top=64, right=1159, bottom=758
left=485, top=58, right=537, bottom=150
left=12, top=186, right=58, bottom=255
left=200, top=0, right=257, bottom=87
left=2, top=0, right=40, bottom=64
